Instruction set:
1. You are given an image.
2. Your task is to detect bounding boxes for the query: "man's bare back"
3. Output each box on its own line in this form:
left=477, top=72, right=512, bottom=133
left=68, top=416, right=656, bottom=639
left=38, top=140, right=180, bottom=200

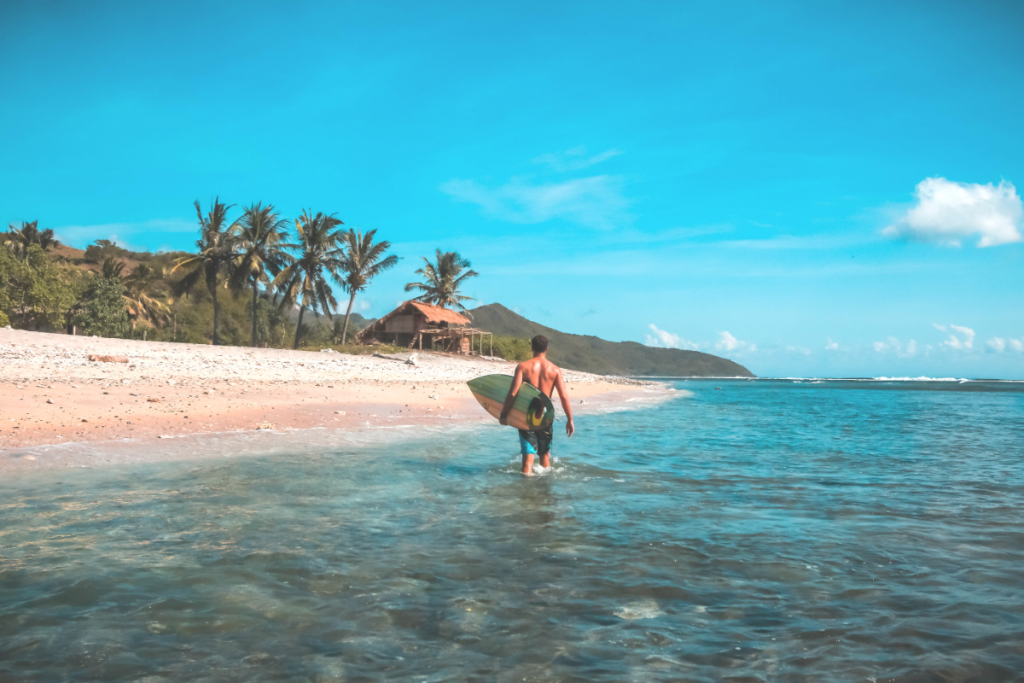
left=515, top=355, right=562, bottom=399
left=498, top=335, right=575, bottom=475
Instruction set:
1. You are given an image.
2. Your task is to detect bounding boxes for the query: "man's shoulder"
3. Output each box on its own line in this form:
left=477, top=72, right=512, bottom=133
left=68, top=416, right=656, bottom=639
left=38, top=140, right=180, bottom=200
left=543, top=358, right=562, bottom=373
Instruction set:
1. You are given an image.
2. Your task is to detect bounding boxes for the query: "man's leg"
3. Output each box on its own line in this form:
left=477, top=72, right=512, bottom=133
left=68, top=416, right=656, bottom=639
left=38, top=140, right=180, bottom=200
left=537, top=428, right=553, bottom=469
left=521, top=452, right=535, bottom=474
left=538, top=451, right=551, bottom=468
left=519, top=431, right=537, bottom=475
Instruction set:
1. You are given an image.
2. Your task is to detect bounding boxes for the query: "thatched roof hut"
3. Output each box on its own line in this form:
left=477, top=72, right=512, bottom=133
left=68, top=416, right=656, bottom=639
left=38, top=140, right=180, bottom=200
left=356, top=301, right=491, bottom=354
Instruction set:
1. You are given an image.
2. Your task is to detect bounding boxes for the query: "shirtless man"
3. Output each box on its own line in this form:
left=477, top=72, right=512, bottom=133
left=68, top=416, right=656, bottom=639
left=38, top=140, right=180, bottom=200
left=499, top=335, right=575, bottom=475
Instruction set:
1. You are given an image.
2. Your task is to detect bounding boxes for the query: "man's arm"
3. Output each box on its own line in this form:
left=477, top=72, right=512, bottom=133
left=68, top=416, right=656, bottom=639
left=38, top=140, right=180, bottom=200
left=498, top=365, right=524, bottom=426
left=554, top=369, right=575, bottom=437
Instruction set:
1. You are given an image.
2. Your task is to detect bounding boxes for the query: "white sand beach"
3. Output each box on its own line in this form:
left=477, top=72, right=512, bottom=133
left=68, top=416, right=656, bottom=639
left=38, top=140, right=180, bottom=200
left=0, top=329, right=661, bottom=471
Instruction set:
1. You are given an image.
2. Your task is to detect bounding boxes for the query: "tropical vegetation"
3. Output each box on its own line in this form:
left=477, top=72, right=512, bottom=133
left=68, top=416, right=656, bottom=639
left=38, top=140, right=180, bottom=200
left=404, top=249, right=478, bottom=315
left=171, top=199, right=236, bottom=345
left=228, top=203, right=290, bottom=347
left=0, top=210, right=468, bottom=356
left=275, top=210, right=344, bottom=349
left=335, top=229, right=398, bottom=344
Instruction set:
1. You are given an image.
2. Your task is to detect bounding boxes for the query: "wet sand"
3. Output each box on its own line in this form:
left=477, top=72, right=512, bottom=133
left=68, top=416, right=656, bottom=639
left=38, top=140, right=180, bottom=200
left=0, top=329, right=662, bottom=471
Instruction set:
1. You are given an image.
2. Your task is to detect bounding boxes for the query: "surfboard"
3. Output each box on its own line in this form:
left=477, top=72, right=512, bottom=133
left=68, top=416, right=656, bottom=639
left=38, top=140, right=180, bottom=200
left=467, top=374, right=555, bottom=432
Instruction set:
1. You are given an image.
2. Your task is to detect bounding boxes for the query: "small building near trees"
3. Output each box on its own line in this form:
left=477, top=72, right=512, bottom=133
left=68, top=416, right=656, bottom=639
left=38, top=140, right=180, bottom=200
left=356, top=300, right=492, bottom=355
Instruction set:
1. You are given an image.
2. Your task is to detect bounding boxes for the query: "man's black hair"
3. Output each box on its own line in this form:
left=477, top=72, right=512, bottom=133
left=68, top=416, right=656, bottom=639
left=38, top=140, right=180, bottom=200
left=531, top=335, right=549, bottom=354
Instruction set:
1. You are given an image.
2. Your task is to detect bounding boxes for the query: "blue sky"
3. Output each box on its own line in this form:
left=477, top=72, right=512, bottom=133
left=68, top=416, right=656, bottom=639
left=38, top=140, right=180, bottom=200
left=3, top=0, right=1023, bottom=378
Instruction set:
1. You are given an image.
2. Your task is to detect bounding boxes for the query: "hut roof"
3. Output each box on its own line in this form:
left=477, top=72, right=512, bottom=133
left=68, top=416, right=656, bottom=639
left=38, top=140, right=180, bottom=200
left=405, top=301, right=471, bottom=325
left=357, top=301, right=470, bottom=341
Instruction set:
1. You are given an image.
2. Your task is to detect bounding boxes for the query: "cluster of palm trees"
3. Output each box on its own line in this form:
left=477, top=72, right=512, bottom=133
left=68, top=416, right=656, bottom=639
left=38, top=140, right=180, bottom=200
left=5, top=207, right=482, bottom=349
left=173, top=199, right=400, bottom=349
left=172, top=199, right=481, bottom=349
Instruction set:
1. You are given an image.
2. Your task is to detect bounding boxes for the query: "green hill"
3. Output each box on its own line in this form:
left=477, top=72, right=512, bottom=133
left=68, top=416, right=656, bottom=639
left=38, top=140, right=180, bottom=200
left=468, top=304, right=755, bottom=377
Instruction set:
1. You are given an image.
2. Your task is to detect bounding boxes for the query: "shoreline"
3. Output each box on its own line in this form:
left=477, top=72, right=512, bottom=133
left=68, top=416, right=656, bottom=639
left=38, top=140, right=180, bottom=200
left=0, top=329, right=671, bottom=472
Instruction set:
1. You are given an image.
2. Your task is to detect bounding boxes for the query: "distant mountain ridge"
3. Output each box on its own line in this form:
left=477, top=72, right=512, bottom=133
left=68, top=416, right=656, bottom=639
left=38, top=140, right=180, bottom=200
left=468, top=304, right=755, bottom=377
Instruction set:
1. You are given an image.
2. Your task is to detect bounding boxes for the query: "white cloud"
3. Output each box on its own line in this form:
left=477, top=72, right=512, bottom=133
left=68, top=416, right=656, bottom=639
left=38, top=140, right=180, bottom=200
left=934, top=323, right=975, bottom=349
left=787, top=346, right=811, bottom=355
left=874, top=337, right=898, bottom=353
left=873, top=337, right=918, bottom=356
left=883, top=177, right=1023, bottom=247
left=987, top=337, right=1006, bottom=352
left=716, top=331, right=755, bottom=353
left=989, top=336, right=1024, bottom=353
left=825, top=337, right=839, bottom=351
left=645, top=324, right=701, bottom=350
left=532, top=146, right=623, bottom=172
left=440, top=175, right=631, bottom=230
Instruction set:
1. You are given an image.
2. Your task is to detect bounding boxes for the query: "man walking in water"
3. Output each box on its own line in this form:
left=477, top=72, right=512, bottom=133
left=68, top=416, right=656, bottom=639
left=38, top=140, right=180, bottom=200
left=499, top=335, right=575, bottom=475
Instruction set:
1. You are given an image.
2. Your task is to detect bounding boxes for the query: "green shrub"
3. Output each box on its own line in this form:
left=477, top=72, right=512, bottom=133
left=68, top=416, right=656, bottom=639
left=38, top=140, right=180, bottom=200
left=73, top=277, right=129, bottom=338
left=0, top=245, right=77, bottom=331
left=491, top=336, right=532, bottom=362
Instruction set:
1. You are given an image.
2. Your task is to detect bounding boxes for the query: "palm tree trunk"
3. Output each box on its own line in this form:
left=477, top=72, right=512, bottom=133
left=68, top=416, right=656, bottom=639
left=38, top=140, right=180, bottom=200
left=341, top=291, right=356, bottom=345
left=293, top=304, right=305, bottom=350
left=211, top=283, right=221, bottom=346
left=210, top=286, right=221, bottom=344
left=251, top=279, right=259, bottom=347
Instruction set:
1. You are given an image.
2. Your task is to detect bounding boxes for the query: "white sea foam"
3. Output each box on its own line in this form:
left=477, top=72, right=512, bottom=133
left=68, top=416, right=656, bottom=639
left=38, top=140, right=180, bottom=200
left=765, top=376, right=999, bottom=382
left=615, top=600, right=665, bottom=620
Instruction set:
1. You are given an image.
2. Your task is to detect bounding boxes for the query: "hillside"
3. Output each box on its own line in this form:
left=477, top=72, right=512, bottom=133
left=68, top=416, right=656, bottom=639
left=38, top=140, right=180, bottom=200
left=468, top=303, right=755, bottom=377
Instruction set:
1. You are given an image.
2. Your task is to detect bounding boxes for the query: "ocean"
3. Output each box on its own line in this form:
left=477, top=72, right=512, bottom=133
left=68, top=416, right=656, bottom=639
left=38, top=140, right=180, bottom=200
left=1, top=379, right=1023, bottom=682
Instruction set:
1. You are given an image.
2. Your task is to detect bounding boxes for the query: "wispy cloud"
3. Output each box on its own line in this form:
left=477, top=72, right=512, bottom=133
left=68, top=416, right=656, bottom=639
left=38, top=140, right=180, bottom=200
left=934, top=323, right=975, bottom=349
left=53, top=219, right=195, bottom=250
left=645, top=324, right=702, bottom=350
left=987, top=336, right=1024, bottom=352
left=532, top=146, right=622, bottom=172
left=825, top=337, right=840, bottom=351
left=440, top=175, right=631, bottom=229
left=883, top=177, right=1023, bottom=247
left=716, top=234, right=870, bottom=250
left=872, top=337, right=919, bottom=356
left=716, top=331, right=756, bottom=353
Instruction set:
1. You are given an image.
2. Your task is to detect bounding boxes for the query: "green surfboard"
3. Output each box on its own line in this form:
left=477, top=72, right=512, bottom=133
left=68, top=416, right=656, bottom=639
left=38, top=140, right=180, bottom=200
left=467, top=374, right=555, bottom=432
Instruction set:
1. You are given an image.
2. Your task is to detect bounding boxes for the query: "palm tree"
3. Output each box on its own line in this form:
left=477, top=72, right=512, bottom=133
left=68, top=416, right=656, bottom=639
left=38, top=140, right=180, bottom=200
left=124, top=263, right=170, bottom=333
left=275, top=209, right=345, bottom=349
left=101, top=257, right=126, bottom=280
left=229, top=202, right=290, bottom=347
left=404, top=250, right=479, bottom=315
left=4, top=221, right=60, bottom=259
left=337, top=228, right=398, bottom=344
left=172, top=199, right=235, bottom=345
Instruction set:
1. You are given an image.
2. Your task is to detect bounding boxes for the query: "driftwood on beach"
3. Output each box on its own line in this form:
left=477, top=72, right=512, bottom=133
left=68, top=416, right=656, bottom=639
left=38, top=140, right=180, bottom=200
left=88, top=354, right=129, bottom=363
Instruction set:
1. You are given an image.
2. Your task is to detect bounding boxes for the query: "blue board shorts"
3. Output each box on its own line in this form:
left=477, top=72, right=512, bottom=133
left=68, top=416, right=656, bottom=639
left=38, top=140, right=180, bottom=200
left=518, top=427, right=553, bottom=457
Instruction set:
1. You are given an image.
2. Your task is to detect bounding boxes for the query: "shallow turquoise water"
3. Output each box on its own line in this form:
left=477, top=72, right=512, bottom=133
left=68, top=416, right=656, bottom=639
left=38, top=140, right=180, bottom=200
left=2, top=379, right=1023, bottom=682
